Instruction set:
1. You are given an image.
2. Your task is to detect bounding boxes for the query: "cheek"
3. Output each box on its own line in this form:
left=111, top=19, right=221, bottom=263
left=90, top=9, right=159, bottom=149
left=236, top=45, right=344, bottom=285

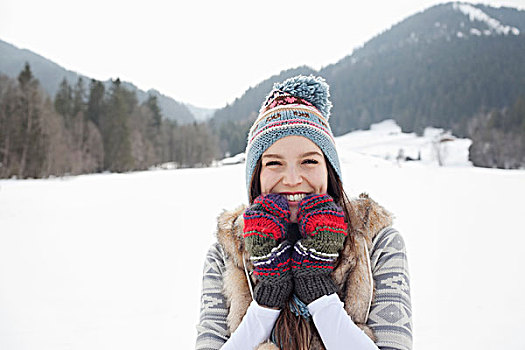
left=259, top=169, right=279, bottom=194
left=309, top=169, right=328, bottom=193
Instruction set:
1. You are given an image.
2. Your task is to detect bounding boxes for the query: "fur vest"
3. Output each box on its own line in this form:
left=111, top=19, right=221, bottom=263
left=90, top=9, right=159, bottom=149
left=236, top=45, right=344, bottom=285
left=216, top=194, right=393, bottom=349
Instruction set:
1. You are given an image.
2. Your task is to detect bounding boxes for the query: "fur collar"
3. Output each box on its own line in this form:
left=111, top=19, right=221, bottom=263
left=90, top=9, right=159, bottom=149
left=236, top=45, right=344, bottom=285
left=216, top=193, right=393, bottom=349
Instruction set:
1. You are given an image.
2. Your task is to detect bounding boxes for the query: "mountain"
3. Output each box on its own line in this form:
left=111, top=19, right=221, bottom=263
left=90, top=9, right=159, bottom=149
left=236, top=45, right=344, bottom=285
left=211, top=66, right=317, bottom=123
left=185, top=104, right=216, bottom=122
left=322, top=2, right=525, bottom=136
left=0, top=39, right=195, bottom=124
left=211, top=2, right=525, bottom=138
left=209, top=66, right=317, bottom=156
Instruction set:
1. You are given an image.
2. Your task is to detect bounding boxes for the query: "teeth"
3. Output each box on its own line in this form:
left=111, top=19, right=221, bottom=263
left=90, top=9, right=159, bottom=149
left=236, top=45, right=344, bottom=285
left=286, top=193, right=305, bottom=202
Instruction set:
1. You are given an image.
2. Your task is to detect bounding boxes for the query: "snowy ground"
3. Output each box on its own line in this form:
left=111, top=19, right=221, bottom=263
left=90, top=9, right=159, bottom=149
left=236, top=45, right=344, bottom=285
left=1, top=121, right=524, bottom=349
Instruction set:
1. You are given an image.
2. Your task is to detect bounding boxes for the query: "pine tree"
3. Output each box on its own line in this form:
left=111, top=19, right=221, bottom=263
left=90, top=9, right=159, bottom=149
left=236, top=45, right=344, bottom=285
left=17, top=62, right=33, bottom=89
left=146, top=94, right=162, bottom=131
left=54, top=78, right=73, bottom=121
left=0, top=75, right=17, bottom=177
left=72, top=77, right=87, bottom=117
left=87, top=79, right=105, bottom=127
left=16, top=63, right=47, bottom=177
left=101, top=79, right=134, bottom=172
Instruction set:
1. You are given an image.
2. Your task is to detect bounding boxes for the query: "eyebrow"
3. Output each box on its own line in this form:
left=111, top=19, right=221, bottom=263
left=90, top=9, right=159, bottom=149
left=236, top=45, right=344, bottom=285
left=301, top=151, right=323, bottom=157
left=262, top=151, right=323, bottom=159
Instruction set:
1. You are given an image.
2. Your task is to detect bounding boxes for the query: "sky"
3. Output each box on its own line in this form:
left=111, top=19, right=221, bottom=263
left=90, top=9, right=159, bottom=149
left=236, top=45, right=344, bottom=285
left=1, top=0, right=524, bottom=109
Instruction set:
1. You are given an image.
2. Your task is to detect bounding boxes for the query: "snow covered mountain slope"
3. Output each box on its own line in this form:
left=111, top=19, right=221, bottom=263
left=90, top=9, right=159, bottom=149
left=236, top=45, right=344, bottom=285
left=453, top=3, right=520, bottom=36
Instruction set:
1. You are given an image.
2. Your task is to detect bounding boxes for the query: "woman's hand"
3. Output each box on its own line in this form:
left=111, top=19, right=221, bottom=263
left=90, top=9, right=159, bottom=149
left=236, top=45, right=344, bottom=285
left=292, top=194, right=348, bottom=304
left=243, top=194, right=293, bottom=308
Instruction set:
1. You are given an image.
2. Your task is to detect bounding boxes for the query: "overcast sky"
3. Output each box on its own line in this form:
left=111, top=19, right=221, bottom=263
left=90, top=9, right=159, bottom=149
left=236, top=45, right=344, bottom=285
left=1, top=0, right=524, bottom=109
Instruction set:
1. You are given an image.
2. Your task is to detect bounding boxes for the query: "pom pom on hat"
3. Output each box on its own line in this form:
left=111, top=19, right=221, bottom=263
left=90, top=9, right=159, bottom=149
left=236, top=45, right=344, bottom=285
left=271, top=75, right=332, bottom=119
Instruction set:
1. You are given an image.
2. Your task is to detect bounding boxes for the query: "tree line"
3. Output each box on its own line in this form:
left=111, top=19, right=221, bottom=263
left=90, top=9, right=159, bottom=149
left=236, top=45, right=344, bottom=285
left=0, top=63, right=217, bottom=179
left=468, top=95, right=525, bottom=169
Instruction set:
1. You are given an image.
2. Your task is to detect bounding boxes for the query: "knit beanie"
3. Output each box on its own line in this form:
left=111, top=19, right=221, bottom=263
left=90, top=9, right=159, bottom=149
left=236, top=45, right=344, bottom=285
left=245, top=75, right=342, bottom=198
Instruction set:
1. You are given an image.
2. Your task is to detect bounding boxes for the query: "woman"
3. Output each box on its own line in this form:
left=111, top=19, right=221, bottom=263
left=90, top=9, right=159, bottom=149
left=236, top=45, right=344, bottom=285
left=196, top=75, right=412, bottom=349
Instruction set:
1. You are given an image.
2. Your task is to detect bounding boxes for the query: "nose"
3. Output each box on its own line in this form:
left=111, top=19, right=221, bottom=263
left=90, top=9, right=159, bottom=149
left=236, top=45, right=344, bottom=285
left=282, top=165, right=303, bottom=187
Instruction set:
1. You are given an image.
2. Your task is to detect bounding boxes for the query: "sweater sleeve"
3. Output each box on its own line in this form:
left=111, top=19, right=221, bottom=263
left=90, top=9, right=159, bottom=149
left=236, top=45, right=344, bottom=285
left=368, top=228, right=413, bottom=350
left=195, top=243, right=230, bottom=350
left=195, top=243, right=281, bottom=350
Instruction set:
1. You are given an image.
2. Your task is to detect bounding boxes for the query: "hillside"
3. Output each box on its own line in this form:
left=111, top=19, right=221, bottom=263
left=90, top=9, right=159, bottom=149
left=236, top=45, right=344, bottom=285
left=212, top=2, right=525, bottom=135
left=323, top=2, right=525, bottom=135
left=211, top=65, right=317, bottom=123
left=209, top=66, right=317, bottom=156
left=0, top=39, right=195, bottom=124
left=209, top=2, right=525, bottom=166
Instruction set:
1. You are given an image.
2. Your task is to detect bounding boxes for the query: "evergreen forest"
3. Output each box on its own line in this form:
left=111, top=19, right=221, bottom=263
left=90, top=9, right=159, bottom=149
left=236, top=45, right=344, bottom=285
left=0, top=64, right=217, bottom=179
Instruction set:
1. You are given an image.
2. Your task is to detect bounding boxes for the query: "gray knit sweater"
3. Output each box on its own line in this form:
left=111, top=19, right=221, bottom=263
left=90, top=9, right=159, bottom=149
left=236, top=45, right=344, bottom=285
left=196, top=227, right=412, bottom=350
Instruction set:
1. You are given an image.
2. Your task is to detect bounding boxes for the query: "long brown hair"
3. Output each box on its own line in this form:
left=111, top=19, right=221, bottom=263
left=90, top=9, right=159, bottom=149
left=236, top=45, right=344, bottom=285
left=249, top=156, right=354, bottom=349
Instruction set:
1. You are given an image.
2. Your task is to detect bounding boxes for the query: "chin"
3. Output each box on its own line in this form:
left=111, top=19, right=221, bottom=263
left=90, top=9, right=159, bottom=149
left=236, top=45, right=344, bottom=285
left=290, top=207, right=298, bottom=223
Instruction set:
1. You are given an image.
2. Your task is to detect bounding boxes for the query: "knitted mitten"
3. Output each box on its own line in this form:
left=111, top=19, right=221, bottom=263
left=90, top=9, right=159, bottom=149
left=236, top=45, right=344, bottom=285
left=292, top=194, right=347, bottom=304
left=243, top=194, right=293, bottom=308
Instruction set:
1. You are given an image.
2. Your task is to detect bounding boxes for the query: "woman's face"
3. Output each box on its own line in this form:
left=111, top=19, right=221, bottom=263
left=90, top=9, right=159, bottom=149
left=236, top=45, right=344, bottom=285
left=260, top=136, right=328, bottom=223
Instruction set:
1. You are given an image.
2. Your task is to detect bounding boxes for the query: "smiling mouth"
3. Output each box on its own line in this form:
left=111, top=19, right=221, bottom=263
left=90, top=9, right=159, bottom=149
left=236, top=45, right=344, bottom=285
left=282, top=193, right=307, bottom=202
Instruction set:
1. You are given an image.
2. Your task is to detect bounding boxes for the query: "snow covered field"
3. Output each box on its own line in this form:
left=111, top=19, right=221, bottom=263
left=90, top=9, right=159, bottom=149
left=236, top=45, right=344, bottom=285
left=1, top=121, right=524, bottom=349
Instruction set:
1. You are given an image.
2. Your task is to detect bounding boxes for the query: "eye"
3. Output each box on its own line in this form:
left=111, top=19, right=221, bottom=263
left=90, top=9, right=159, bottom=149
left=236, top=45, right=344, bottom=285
left=265, top=160, right=281, bottom=167
left=302, top=159, right=319, bottom=165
